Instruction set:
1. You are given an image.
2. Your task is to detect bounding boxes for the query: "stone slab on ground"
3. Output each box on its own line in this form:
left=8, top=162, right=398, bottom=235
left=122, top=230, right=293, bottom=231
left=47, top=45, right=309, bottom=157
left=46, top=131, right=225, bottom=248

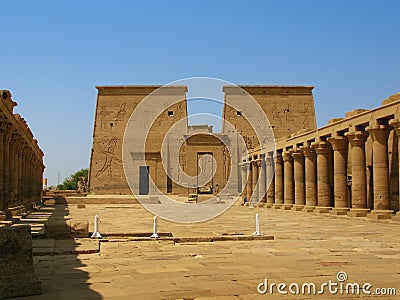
left=20, top=204, right=400, bottom=299
left=33, top=238, right=100, bottom=256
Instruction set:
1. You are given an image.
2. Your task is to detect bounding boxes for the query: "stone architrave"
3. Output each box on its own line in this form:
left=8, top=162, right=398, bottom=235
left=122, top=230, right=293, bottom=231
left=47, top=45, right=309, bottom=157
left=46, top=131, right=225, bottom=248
left=389, top=119, right=400, bottom=221
left=273, top=152, right=283, bottom=208
left=345, top=131, right=370, bottom=217
left=300, top=145, right=317, bottom=212
left=366, top=124, right=394, bottom=219
left=312, top=141, right=332, bottom=213
left=0, top=225, right=42, bottom=298
left=291, top=150, right=305, bottom=211
left=327, top=136, right=349, bottom=215
left=282, top=151, right=294, bottom=210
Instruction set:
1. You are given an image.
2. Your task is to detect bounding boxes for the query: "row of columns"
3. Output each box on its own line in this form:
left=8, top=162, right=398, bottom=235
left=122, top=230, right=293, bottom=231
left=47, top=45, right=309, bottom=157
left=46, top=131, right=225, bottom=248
left=0, top=121, right=44, bottom=220
left=242, top=123, right=400, bottom=220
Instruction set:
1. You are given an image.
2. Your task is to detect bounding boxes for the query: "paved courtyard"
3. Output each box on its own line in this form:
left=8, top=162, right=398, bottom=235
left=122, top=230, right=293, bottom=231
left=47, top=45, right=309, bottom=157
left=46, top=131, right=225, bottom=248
left=21, top=203, right=400, bottom=299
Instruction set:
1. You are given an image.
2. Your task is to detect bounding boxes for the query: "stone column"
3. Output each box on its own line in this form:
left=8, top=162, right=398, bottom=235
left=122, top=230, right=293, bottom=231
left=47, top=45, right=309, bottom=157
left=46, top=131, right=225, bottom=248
left=282, top=151, right=294, bottom=210
left=300, top=145, right=317, bottom=212
left=0, top=124, right=4, bottom=220
left=258, top=155, right=267, bottom=205
left=27, top=153, right=33, bottom=202
left=266, top=153, right=275, bottom=208
left=17, top=140, right=25, bottom=206
left=21, top=148, right=28, bottom=204
left=345, top=131, right=369, bottom=217
left=273, top=152, right=283, bottom=208
left=251, top=160, right=259, bottom=206
left=9, top=134, right=19, bottom=208
left=366, top=124, right=394, bottom=219
left=312, top=141, right=332, bottom=213
left=240, top=163, right=248, bottom=205
left=2, top=126, right=11, bottom=212
left=291, top=150, right=305, bottom=211
left=246, top=161, right=252, bottom=206
left=389, top=119, right=400, bottom=221
left=328, top=136, right=350, bottom=215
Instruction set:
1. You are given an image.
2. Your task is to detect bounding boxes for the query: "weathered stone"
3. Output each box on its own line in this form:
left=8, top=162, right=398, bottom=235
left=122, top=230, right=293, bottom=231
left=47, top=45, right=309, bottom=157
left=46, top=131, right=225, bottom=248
left=70, top=221, right=89, bottom=238
left=0, top=225, right=41, bottom=299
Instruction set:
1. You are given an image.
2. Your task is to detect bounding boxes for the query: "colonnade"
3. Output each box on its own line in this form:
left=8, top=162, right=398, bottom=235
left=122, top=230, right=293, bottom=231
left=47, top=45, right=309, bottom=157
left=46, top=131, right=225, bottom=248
left=241, top=94, right=400, bottom=221
left=0, top=90, right=44, bottom=221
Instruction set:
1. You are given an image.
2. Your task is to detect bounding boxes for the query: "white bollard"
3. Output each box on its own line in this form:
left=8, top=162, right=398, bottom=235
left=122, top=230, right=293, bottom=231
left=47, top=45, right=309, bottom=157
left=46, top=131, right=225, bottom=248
left=253, top=213, right=262, bottom=236
left=91, top=214, right=102, bottom=238
left=150, top=215, right=159, bottom=238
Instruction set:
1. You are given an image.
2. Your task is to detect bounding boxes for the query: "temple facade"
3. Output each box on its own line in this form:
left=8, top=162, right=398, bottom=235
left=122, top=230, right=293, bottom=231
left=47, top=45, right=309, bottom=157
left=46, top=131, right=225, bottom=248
left=88, top=85, right=316, bottom=196
left=0, top=90, right=45, bottom=221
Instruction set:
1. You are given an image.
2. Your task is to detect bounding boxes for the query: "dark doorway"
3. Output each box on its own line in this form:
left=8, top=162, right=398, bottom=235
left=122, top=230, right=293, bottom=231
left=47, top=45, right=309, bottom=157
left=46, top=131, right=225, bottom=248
left=139, top=166, right=149, bottom=195
left=167, top=176, right=172, bottom=193
left=197, top=152, right=214, bottom=194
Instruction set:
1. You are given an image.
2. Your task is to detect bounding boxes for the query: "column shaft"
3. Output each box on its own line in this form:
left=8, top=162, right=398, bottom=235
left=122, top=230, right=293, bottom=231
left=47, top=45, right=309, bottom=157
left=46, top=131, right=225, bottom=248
left=312, top=141, right=332, bottom=212
left=0, top=128, right=4, bottom=218
left=366, top=125, right=393, bottom=219
left=240, top=164, right=248, bottom=204
left=389, top=119, right=400, bottom=220
left=251, top=160, right=259, bottom=205
left=282, top=152, right=294, bottom=209
left=301, top=146, right=317, bottom=211
left=3, top=131, right=11, bottom=210
left=246, top=162, right=252, bottom=205
left=274, top=153, right=283, bottom=208
left=258, top=157, right=266, bottom=204
left=292, top=151, right=305, bottom=210
left=328, top=136, right=349, bottom=215
left=266, top=153, right=275, bottom=207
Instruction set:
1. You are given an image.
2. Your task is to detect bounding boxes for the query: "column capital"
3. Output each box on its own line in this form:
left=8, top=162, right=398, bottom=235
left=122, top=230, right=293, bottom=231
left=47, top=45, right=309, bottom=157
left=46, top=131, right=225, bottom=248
left=10, top=132, right=19, bottom=144
left=17, top=137, right=26, bottom=150
left=345, top=130, right=369, bottom=146
left=300, top=145, right=316, bottom=157
left=274, top=152, right=283, bottom=163
left=3, top=124, right=13, bottom=141
left=282, top=151, right=293, bottom=162
left=327, top=136, right=348, bottom=151
left=311, top=141, right=331, bottom=154
left=256, top=159, right=263, bottom=167
left=290, top=150, right=304, bottom=160
left=366, top=125, right=391, bottom=144
left=389, top=118, right=400, bottom=134
left=23, top=147, right=32, bottom=158
left=0, top=121, right=8, bottom=135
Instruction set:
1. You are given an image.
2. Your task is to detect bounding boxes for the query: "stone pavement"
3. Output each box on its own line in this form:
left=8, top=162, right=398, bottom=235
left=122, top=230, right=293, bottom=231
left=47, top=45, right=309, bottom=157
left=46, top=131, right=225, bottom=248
left=19, top=204, right=400, bottom=299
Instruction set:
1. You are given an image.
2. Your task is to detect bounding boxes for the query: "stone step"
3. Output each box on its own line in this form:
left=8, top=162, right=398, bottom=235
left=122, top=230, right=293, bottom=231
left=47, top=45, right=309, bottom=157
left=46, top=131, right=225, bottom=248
left=20, top=218, right=48, bottom=223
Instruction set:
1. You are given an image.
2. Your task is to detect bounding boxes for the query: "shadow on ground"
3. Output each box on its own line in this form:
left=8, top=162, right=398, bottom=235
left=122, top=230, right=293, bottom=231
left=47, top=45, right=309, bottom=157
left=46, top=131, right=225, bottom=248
left=19, top=196, right=102, bottom=300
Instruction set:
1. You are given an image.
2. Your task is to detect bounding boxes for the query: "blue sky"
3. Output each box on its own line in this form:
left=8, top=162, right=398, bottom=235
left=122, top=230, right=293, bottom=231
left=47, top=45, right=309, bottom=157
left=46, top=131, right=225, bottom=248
left=1, top=1, right=399, bottom=186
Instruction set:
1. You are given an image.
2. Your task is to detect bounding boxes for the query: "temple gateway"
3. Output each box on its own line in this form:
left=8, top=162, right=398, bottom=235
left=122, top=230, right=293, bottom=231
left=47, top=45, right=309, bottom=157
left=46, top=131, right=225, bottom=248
left=88, top=85, right=316, bottom=197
